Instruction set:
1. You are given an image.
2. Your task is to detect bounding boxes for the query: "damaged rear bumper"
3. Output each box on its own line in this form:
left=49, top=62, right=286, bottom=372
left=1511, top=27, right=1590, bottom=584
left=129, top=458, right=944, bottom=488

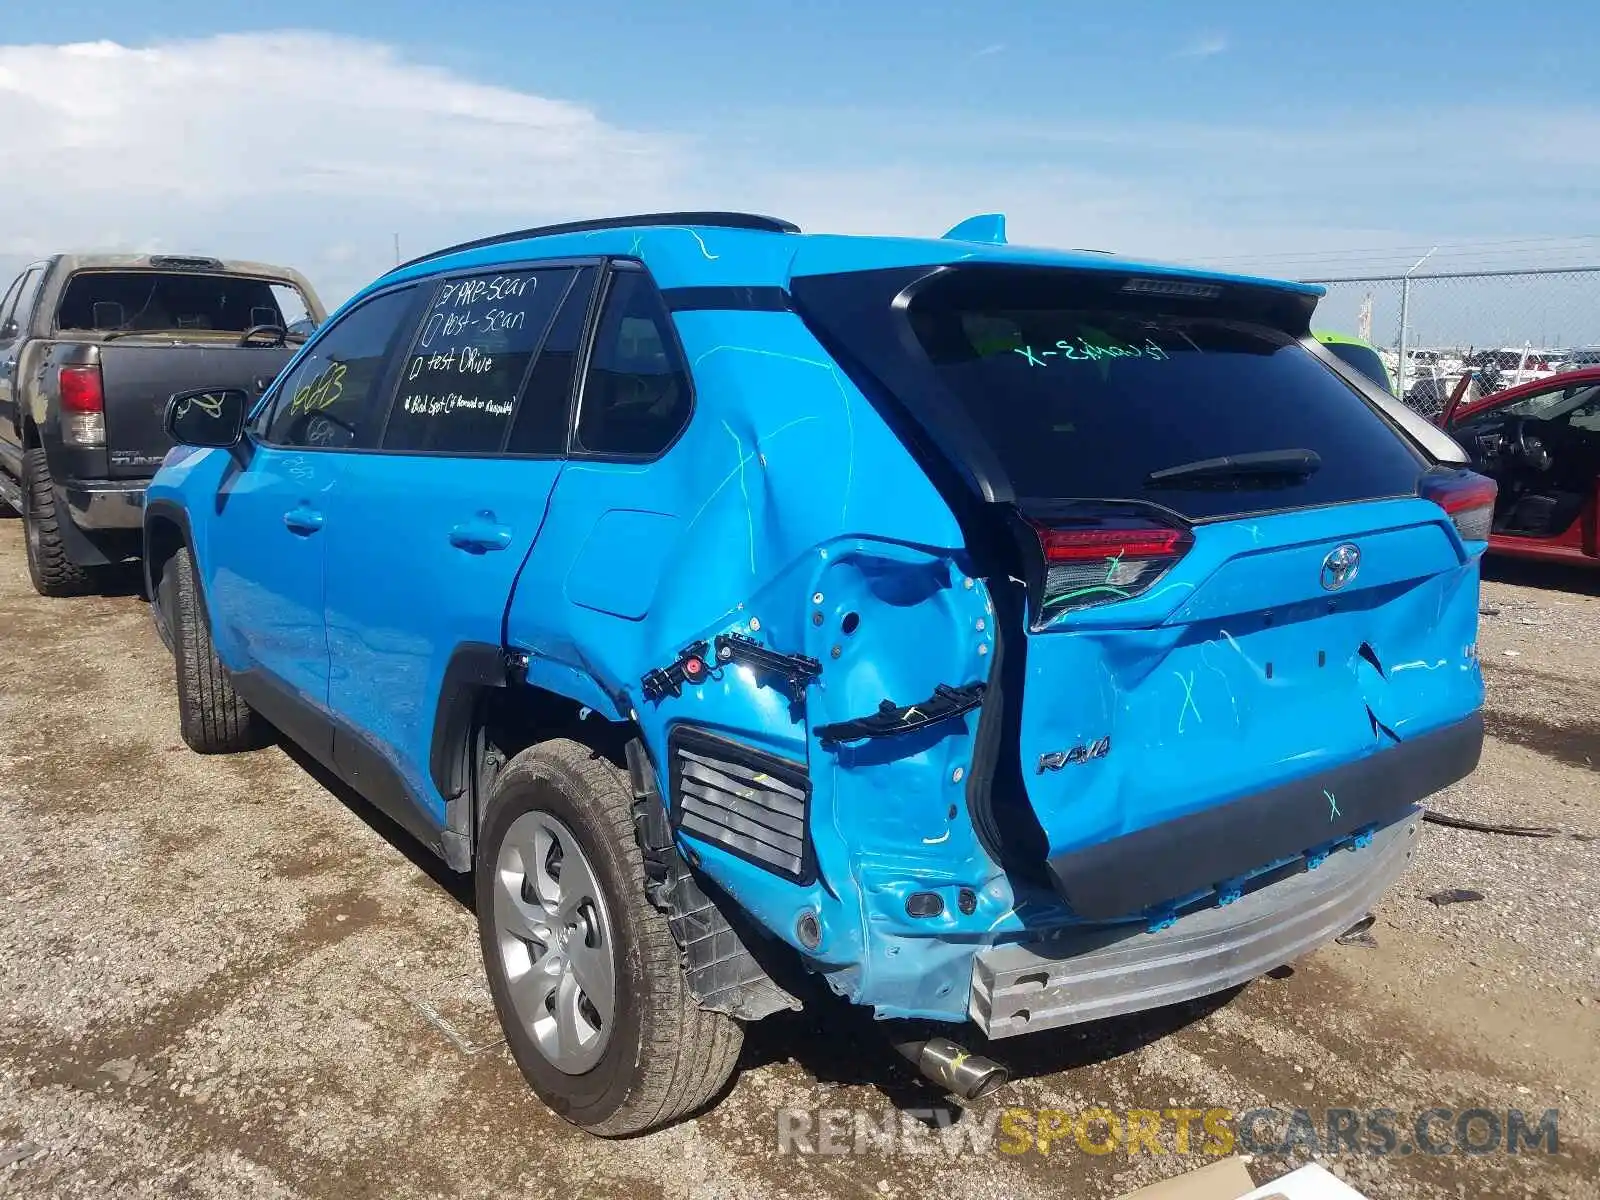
left=970, top=808, right=1421, bottom=1039
left=1045, top=714, right=1483, bottom=920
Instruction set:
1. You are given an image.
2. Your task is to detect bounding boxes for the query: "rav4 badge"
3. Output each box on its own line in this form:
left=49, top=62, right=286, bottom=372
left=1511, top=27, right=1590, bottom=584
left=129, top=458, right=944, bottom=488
left=1037, top=736, right=1111, bottom=774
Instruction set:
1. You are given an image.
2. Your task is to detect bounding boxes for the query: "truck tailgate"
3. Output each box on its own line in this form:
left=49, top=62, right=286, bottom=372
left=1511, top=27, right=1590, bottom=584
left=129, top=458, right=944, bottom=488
left=98, top=343, right=297, bottom=477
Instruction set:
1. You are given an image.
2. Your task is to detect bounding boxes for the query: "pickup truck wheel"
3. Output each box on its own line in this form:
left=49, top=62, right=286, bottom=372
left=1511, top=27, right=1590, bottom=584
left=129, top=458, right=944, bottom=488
left=476, top=739, right=743, bottom=1136
left=168, top=545, right=262, bottom=753
left=21, top=448, right=94, bottom=596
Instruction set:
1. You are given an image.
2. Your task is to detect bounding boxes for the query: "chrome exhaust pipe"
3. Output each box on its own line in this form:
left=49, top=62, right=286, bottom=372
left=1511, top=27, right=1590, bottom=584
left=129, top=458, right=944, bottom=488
left=893, top=1035, right=1009, bottom=1101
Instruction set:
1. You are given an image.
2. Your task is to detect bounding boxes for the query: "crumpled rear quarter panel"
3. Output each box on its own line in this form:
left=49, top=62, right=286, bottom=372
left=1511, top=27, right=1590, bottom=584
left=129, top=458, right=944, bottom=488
left=504, top=310, right=1007, bottom=1018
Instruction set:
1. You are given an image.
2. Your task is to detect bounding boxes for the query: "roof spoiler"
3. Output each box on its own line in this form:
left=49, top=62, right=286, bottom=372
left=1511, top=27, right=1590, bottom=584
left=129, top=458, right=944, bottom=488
left=942, top=214, right=1007, bottom=245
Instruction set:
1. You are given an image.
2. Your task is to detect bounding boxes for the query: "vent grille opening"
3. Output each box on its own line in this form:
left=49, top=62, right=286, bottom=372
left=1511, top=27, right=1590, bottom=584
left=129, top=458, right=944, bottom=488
left=670, top=730, right=812, bottom=883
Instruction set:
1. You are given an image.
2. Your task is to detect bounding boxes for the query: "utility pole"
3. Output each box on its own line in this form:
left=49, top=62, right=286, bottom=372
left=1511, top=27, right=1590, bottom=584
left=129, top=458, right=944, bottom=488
left=1396, top=245, right=1437, bottom=399
left=393, top=233, right=401, bottom=265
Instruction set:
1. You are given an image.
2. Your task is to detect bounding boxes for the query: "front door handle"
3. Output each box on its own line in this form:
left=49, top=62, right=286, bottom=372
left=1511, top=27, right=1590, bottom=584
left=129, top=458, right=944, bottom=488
left=449, top=513, right=513, bottom=553
left=283, top=505, right=325, bottom=535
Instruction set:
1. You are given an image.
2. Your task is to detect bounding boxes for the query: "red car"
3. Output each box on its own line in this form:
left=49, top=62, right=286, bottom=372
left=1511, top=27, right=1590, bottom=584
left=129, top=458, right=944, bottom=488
left=1439, top=367, right=1600, bottom=566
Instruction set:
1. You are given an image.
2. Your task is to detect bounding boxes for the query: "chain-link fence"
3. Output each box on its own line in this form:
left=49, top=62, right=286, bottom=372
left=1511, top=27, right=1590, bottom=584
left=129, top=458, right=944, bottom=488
left=1303, top=266, right=1600, bottom=417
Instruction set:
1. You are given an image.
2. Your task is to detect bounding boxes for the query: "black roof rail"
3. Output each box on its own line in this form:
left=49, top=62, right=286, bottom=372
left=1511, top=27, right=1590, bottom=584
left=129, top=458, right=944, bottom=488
left=391, top=212, right=800, bottom=273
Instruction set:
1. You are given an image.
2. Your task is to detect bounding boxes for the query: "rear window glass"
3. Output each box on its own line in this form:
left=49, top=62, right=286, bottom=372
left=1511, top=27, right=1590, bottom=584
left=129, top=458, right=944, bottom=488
left=56, top=271, right=310, bottom=334
left=905, top=278, right=1424, bottom=520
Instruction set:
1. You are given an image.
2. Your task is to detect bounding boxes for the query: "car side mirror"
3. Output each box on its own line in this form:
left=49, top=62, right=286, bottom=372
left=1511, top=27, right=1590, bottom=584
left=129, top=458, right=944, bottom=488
left=164, top=387, right=248, bottom=448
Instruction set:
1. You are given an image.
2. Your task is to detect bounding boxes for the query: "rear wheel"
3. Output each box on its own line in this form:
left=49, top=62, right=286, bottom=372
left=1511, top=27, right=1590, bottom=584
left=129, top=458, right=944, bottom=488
left=168, top=545, right=262, bottom=753
left=21, top=448, right=93, bottom=596
left=476, top=739, right=743, bottom=1136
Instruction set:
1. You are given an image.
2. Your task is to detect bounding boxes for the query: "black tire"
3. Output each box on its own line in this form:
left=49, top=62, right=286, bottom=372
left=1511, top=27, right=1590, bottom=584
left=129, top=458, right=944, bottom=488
left=21, top=447, right=94, bottom=596
left=168, top=545, right=262, bottom=753
left=476, top=739, right=743, bottom=1136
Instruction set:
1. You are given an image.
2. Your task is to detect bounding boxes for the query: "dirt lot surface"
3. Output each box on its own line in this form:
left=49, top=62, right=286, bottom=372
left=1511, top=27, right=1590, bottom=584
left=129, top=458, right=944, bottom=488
left=1, top=520, right=1596, bottom=1199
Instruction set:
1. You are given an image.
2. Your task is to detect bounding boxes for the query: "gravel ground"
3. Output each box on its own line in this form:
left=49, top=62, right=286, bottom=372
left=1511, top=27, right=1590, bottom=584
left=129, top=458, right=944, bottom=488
left=0, top=524, right=1596, bottom=1199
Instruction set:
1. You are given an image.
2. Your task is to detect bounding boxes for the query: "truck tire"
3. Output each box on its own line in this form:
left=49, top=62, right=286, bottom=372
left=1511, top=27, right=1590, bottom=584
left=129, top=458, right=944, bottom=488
left=168, top=544, right=262, bottom=753
left=21, top=447, right=94, bottom=596
left=476, top=739, right=743, bottom=1136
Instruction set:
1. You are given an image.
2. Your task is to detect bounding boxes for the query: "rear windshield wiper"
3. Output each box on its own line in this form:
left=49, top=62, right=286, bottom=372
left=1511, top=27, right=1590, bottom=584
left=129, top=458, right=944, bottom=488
left=1146, top=448, right=1322, bottom=487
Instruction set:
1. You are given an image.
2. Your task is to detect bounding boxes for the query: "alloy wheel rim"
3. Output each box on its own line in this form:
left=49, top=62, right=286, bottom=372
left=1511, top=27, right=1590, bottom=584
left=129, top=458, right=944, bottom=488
left=493, top=810, right=617, bottom=1074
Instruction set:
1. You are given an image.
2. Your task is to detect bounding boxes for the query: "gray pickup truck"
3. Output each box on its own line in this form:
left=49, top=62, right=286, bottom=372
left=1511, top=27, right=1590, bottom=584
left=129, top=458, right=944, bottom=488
left=0, top=253, right=324, bottom=595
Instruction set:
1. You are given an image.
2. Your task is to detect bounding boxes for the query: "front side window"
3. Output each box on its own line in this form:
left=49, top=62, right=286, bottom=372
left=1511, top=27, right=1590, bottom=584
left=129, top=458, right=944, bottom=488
left=574, top=268, right=692, bottom=457
left=262, top=287, right=416, bottom=450
left=382, top=268, right=576, bottom=455
left=0, top=274, right=24, bottom=332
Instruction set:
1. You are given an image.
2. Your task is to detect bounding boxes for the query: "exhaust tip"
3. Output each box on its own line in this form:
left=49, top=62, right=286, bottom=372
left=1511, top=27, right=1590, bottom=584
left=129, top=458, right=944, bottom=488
left=959, top=1062, right=1009, bottom=1101
left=895, top=1035, right=1011, bottom=1102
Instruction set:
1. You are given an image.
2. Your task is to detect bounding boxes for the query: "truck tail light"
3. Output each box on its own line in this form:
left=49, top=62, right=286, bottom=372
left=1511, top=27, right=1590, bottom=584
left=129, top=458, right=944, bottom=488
left=58, top=365, right=105, bottom=447
left=1025, top=515, right=1193, bottom=626
left=1420, top=468, right=1497, bottom=545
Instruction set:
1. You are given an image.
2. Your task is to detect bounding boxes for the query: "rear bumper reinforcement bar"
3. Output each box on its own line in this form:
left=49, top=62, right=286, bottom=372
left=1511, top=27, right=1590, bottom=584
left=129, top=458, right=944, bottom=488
left=971, top=809, right=1420, bottom=1039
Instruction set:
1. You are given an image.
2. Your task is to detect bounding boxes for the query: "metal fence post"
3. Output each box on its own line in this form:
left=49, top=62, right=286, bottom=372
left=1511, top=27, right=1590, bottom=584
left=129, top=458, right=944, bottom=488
left=1397, top=274, right=1410, bottom=398
left=1395, top=247, right=1436, bottom=400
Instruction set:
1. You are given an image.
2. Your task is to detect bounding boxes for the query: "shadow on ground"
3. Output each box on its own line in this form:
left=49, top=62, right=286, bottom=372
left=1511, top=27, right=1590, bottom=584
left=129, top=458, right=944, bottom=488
left=736, top=973, right=1239, bottom=1119
left=274, top=736, right=476, bottom=910
left=1482, top=556, right=1600, bottom=596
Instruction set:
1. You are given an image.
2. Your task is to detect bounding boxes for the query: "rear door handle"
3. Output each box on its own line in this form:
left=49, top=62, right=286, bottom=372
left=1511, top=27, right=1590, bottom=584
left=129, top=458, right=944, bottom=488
left=449, top=513, right=513, bottom=553
left=283, top=506, right=325, bottom=535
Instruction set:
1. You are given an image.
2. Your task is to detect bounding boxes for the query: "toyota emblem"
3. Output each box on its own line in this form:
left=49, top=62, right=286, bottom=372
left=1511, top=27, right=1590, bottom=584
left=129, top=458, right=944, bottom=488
left=1321, top=543, right=1361, bottom=591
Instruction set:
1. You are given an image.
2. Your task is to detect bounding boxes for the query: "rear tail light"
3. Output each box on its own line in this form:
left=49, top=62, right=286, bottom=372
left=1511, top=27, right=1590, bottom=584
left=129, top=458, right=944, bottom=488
left=1420, top=468, right=1497, bottom=544
left=59, top=365, right=104, bottom=413
left=58, top=364, right=106, bottom=447
left=1026, top=516, right=1193, bottom=625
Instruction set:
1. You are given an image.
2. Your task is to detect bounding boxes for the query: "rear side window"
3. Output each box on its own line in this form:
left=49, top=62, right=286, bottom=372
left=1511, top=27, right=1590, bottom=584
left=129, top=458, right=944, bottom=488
left=55, top=271, right=312, bottom=334
left=0, top=268, right=42, bottom=339
left=574, top=269, right=691, bottom=457
left=7, top=268, right=45, bottom=338
left=382, top=268, right=576, bottom=454
left=903, top=271, right=1424, bottom=520
left=506, top=267, right=595, bottom=454
left=263, top=287, right=416, bottom=450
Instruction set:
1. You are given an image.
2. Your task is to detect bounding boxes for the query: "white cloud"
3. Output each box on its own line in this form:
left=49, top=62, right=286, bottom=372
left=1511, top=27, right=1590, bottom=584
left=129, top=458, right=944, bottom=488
left=1176, top=32, right=1230, bottom=58
left=974, top=43, right=1006, bottom=57
left=0, top=32, right=683, bottom=300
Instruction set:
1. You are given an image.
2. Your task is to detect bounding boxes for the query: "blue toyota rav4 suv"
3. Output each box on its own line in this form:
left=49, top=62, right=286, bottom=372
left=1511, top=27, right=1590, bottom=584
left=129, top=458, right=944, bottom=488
left=144, top=212, right=1490, bottom=1135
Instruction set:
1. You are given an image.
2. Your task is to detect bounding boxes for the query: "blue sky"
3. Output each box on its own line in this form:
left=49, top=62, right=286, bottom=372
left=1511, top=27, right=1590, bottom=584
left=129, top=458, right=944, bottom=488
left=1, top=1, right=1598, bottom=336
left=12, top=0, right=1596, bottom=123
